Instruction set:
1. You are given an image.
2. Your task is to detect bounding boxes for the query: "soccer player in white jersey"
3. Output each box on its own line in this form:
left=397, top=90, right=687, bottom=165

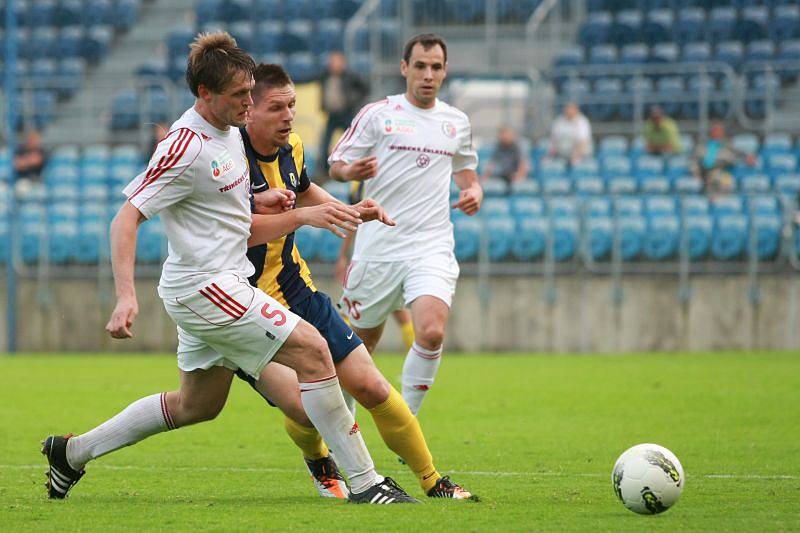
left=40, top=32, right=416, bottom=505
left=329, top=34, right=483, bottom=416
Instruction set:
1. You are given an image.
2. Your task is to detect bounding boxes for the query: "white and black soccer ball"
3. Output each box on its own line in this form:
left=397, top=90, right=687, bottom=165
left=611, top=443, right=684, bottom=515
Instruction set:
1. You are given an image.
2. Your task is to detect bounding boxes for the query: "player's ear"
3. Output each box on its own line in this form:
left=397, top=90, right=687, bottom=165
left=197, top=84, right=212, bottom=102
left=400, top=60, right=408, bottom=78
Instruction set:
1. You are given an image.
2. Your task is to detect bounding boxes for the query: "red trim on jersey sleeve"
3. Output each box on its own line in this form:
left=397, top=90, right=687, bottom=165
left=329, top=99, right=388, bottom=158
left=129, top=128, right=198, bottom=200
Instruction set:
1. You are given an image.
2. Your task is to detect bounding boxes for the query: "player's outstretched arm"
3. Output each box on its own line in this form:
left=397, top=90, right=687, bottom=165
left=353, top=198, right=395, bottom=226
left=329, top=156, right=378, bottom=182
left=296, top=183, right=339, bottom=208
left=106, top=202, right=146, bottom=339
left=452, top=169, right=483, bottom=216
left=249, top=202, right=363, bottom=245
left=295, top=184, right=394, bottom=226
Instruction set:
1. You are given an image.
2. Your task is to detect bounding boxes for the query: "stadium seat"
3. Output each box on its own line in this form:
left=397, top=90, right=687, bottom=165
left=748, top=195, right=780, bottom=216
left=682, top=42, right=712, bottom=63
left=598, top=135, right=629, bottom=156
left=640, top=175, right=670, bottom=194
left=684, top=214, right=713, bottom=260
left=286, top=53, right=318, bottom=83
left=739, top=174, right=771, bottom=194
left=762, top=133, right=793, bottom=156
left=548, top=197, right=579, bottom=218
left=538, top=158, right=568, bottom=179
left=731, top=133, right=760, bottom=155
left=575, top=176, right=605, bottom=195
left=708, top=6, right=737, bottom=44
left=585, top=216, right=613, bottom=261
left=775, top=174, right=800, bottom=196
left=554, top=45, right=584, bottom=68
left=770, top=5, right=800, bottom=42
left=644, top=214, right=679, bottom=261
left=681, top=195, right=710, bottom=216
left=481, top=198, right=511, bottom=217
left=615, top=196, right=643, bottom=216
left=552, top=216, right=579, bottom=261
left=712, top=214, right=748, bottom=260
left=57, top=26, right=84, bottom=60
left=607, top=175, right=638, bottom=194
left=651, top=42, right=679, bottom=64
left=634, top=155, right=664, bottom=178
left=453, top=217, right=481, bottom=261
left=579, top=11, right=613, bottom=47
left=482, top=177, right=508, bottom=197
left=746, top=40, right=775, bottom=64
left=745, top=73, right=780, bottom=120
left=511, top=197, right=545, bottom=218
left=313, top=19, right=344, bottom=54
left=612, top=9, right=643, bottom=46
left=585, top=197, right=612, bottom=218
left=486, top=216, right=515, bottom=261
left=767, top=154, right=797, bottom=177
left=114, top=0, right=139, bottom=30
left=715, top=41, right=744, bottom=70
left=655, top=76, right=684, bottom=118
left=616, top=215, right=646, bottom=260
left=737, top=6, right=769, bottom=44
left=712, top=195, right=745, bottom=215
left=666, top=155, right=689, bottom=179
left=752, top=214, right=782, bottom=260
left=512, top=216, right=546, bottom=261
left=673, top=8, right=705, bottom=43
left=509, top=179, right=540, bottom=196
left=601, top=155, right=631, bottom=177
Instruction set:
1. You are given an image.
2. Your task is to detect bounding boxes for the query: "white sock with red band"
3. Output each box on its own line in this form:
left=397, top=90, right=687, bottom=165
left=401, top=342, right=443, bottom=416
left=300, top=375, right=379, bottom=494
left=66, top=393, right=174, bottom=470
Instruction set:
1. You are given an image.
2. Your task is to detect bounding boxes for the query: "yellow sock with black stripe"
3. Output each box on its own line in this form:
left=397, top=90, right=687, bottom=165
left=400, top=320, right=415, bottom=352
left=368, top=386, right=441, bottom=493
left=284, top=417, right=329, bottom=460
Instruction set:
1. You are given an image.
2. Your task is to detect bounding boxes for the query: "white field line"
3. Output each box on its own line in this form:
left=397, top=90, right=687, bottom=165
left=1, top=464, right=796, bottom=480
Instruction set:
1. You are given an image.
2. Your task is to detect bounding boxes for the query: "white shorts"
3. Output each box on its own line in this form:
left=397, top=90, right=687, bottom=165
left=340, top=251, right=459, bottom=329
left=162, top=272, right=300, bottom=378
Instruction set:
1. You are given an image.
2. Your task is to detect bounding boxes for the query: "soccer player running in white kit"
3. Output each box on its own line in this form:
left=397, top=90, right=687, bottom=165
left=40, top=32, right=416, bottom=505
left=329, top=34, right=483, bottom=416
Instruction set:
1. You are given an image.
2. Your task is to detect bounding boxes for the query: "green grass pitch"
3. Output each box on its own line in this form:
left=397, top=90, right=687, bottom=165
left=1, top=352, right=798, bottom=531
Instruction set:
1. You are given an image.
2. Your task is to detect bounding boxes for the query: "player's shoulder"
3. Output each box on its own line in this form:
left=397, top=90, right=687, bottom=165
left=436, top=99, right=471, bottom=124
left=357, top=96, right=393, bottom=120
left=288, top=132, right=304, bottom=151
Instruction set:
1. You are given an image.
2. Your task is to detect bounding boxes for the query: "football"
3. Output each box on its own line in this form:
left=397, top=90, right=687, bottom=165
left=612, top=443, right=684, bottom=515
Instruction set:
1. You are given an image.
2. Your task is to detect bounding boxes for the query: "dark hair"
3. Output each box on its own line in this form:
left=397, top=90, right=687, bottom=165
left=402, top=33, right=448, bottom=64
left=186, top=31, right=255, bottom=97
left=252, top=63, right=294, bottom=103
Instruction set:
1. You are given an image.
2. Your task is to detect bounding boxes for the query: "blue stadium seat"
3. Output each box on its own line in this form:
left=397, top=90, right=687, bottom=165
left=666, top=155, right=689, bottom=179
left=682, top=42, right=712, bottom=63
left=746, top=40, right=775, bottom=64
left=575, top=176, right=604, bottom=195
left=110, top=90, right=140, bottom=130
left=29, top=28, right=58, bottom=61
left=228, top=21, right=254, bottom=51
left=615, top=196, right=644, bottom=216
left=715, top=41, right=744, bottom=70
left=681, top=195, right=710, bottom=216
left=538, top=158, right=568, bottom=179
left=114, top=0, right=139, bottom=30
left=737, top=5, right=769, bottom=44
left=651, top=42, right=679, bottom=64
left=731, top=133, right=760, bottom=155
left=548, top=197, right=579, bottom=218
left=746, top=73, right=780, bottom=119
left=294, top=225, right=321, bottom=261
left=579, top=11, right=614, bottom=47
left=74, top=222, right=104, bottom=263
left=552, top=216, right=579, bottom=261
left=598, top=135, right=629, bottom=156
left=752, top=214, right=782, bottom=260
left=640, top=175, right=670, bottom=194
left=585, top=197, right=612, bottom=218
left=712, top=214, right=748, bottom=260
left=554, top=45, right=584, bottom=68
left=28, top=0, right=57, bottom=28
left=111, top=144, right=142, bottom=166
left=482, top=177, right=508, bottom=197
left=335, top=0, right=361, bottom=19
left=58, top=58, right=86, bottom=98
left=634, top=154, right=664, bottom=178
left=607, top=175, right=638, bottom=194
left=645, top=195, right=677, bottom=216
left=762, top=133, right=793, bottom=156
left=57, top=26, right=85, bottom=60
left=572, top=158, right=600, bottom=178
left=655, top=76, right=684, bottom=118
left=588, top=44, right=618, bottom=65
left=621, top=77, right=653, bottom=120
left=81, top=0, right=115, bottom=27
left=543, top=177, right=574, bottom=196
left=600, top=155, right=631, bottom=177
left=49, top=222, right=79, bottom=265
left=642, top=9, right=672, bottom=46
left=196, top=0, right=223, bottom=26
left=585, top=216, right=613, bottom=261
left=767, top=154, right=797, bottom=176
left=481, top=197, right=511, bottom=217
left=221, top=0, right=249, bottom=23
left=512, top=216, right=546, bottom=261
left=712, top=195, right=745, bottom=215
left=612, top=9, right=643, bottom=46
left=644, top=214, right=679, bottom=260
left=770, top=5, right=800, bottom=42
left=616, top=215, right=646, bottom=260
left=708, top=6, right=737, bottom=44
left=82, top=25, right=113, bottom=63
left=286, top=52, right=318, bottom=83
left=51, top=183, right=80, bottom=202
left=313, top=19, right=344, bottom=54
left=590, top=78, right=622, bottom=120
left=748, top=195, right=780, bottom=216
left=511, top=197, right=545, bottom=218
left=620, top=43, right=649, bottom=64
left=739, top=174, right=771, bottom=193
left=509, top=179, right=540, bottom=196
left=453, top=217, right=481, bottom=261
left=684, top=214, right=713, bottom=260
left=673, top=8, right=705, bottom=43
left=253, top=22, right=283, bottom=55
left=56, top=0, right=82, bottom=27
left=486, top=216, right=515, bottom=261
left=775, top=174, right=800, bottom=196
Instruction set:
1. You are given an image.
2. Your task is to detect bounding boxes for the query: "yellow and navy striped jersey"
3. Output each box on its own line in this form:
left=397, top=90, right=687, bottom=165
left=242, top=128, right=317, bottom=308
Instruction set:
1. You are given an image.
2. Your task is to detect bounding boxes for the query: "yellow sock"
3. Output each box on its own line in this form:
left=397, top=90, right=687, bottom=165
left=400, top=321, right=415, bottom=352
left=284, top=417, right=329, bottom=460
left=368, top=386, right=440, bottom=493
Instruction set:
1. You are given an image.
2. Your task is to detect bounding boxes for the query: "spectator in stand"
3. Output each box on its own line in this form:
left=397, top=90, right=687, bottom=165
left=644, top=106, right=682, bottom=155
left=480, top=126, right=529, bottom=184
left=692, top=122, right=757, bottom=194
left=13, top=129, right=46, bottom=183
left=317, top=51, right=370, bottom=176
left=548, top=102, right=593, bottom=165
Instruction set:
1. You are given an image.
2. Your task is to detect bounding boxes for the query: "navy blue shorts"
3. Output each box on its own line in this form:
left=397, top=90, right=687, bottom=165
left=291, top=291, right=363, bottom=363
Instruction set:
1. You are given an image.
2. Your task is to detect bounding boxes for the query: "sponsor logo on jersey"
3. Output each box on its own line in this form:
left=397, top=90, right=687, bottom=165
left=416, top=154, right=431, bottom=168
left=383, top=118, right=417, bottom=135
left=210, top=149, right=236, bottom=179
left=442, top=121, right=457, bottom=139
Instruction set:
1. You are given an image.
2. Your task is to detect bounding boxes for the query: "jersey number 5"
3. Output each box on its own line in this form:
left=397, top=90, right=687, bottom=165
left=261, top=303, right=287, bottom=327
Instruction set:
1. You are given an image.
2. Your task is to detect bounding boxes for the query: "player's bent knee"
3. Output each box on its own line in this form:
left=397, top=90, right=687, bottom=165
left=279, top=321, right=336, bottom=379
left=416, top=324, right=445, bottom=350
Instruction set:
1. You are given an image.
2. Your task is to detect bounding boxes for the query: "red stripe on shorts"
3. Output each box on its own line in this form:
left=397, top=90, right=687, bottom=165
left=199, top=288, right=242, bottom=319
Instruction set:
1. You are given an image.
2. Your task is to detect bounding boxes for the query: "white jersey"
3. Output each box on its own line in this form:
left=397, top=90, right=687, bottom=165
left=329, top=93, right=478, bottom=262
left=123, top=107, right=254, bottom=298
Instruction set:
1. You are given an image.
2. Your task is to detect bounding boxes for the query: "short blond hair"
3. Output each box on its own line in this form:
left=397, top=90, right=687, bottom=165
left=186, top=31, right=255, bottom=97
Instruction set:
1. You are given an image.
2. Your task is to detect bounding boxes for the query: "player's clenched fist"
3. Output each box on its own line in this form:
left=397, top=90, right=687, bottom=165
left=298, top=201, right=363, bottom=238
left=106, top=297, right=138, bottom=339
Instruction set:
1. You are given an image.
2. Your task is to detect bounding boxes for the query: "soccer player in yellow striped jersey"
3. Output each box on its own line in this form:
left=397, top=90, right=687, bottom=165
left=335, top=181, right=416, bottom=351
left=235, top=63, right=473, bottom=500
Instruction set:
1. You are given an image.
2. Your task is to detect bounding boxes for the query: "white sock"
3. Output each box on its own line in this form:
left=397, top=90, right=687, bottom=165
left=66, top=393, right=175, bottom=470
left=300, top=375, right=379, bottom=494
left=401, top=342, right=442, bottom=416
left=342, top=389, right=357, bottom=419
